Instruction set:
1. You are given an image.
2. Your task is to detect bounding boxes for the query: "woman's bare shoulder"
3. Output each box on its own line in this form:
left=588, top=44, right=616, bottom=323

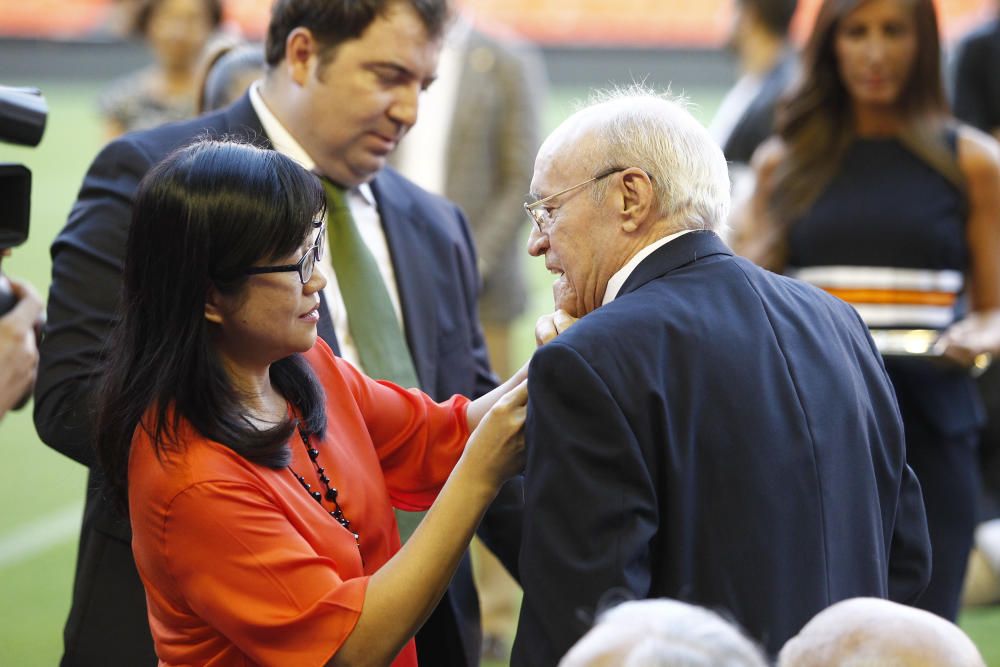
left=957, top=123, right=1000, bottom=182
left=750, top=136, right=789, bottom=184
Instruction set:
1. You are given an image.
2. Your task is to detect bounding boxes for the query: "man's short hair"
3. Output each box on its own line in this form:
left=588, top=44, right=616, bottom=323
left=559, top=598, right=768, bottom=667
left=580, top=85, right=731, bottom=233
left=264, top=0, right=450, bottom=67
left=739, top=0, right=798, bottom=37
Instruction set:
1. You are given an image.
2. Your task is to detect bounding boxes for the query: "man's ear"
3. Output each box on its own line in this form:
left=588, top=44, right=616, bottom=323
left=285, top=27, right=318, bottom=86
left=620, top=167, right=655, bottom=233
left=204, top=286, right=225, bottom=326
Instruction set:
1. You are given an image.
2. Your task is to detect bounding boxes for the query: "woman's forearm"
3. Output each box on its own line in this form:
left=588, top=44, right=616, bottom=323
left=328, top=461, right=496, bottom=667
left=465, top=362, right=528, bottom=431
left=330, top=380, right=526, bottom=667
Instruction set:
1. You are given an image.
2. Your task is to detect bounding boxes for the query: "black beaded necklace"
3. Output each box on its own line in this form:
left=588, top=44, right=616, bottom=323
left=288, top=421, right=360, bottom=551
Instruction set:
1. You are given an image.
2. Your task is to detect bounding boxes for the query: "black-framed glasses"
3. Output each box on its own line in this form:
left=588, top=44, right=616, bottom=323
left=523, top=167, right=627, bottom=234
left=245, top=219, right=326, bottom=285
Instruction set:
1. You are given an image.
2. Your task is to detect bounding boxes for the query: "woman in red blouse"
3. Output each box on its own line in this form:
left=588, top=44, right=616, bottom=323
left=95, top=140, right=527, bottom=666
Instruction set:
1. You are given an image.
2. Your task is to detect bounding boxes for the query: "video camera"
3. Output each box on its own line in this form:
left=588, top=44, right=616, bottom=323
left=0, top=85, right=48, bottom=315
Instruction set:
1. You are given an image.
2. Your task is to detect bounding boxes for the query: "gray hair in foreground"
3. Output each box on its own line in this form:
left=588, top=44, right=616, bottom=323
left=777, top=597, right=986, bottom=667
left=558, top=598, right=768, bottom=667
left=581, top=84, right=731, bottom=234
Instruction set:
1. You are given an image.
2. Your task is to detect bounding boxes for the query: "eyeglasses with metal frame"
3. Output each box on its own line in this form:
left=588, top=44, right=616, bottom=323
left=244, top=218, right=326, bottom=285
left=523, top=167, right=628, bottom=234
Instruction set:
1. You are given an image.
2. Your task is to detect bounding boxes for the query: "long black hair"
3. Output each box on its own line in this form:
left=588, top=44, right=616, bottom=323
left=96, top=139, right=328, bottom=511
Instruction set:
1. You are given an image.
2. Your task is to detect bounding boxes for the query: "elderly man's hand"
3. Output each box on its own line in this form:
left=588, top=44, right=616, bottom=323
left=535, top=309, right=578, bottom=346
left=0, top=275, right=44, bottom=420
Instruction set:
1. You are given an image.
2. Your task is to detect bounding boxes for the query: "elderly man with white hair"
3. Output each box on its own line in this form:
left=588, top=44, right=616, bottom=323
left=559, top=598, right=767, bottom=667
left=778, top=597, right=985, bottom=666
left=511, top=86, right=932, bottom=665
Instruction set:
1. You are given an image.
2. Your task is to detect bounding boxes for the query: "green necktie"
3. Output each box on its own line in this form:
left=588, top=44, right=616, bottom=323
left=323, top=180, right=420, bottom=389
left=323, top=180, right=424, bottom=543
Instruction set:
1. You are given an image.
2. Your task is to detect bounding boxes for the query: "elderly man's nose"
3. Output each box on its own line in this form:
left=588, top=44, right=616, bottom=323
left=527, top=226, right=548, bottom=257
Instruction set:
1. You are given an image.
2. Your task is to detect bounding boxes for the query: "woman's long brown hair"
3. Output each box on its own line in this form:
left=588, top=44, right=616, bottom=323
left=768, top=0, right=964, bottom=238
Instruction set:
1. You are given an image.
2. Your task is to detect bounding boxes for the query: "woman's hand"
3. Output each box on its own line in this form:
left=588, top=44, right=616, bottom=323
left=333, top=383, right=526, bottom=667
left=937, top=309, right=1000, bottom=371
left=461, top=379, right=527, bottom=490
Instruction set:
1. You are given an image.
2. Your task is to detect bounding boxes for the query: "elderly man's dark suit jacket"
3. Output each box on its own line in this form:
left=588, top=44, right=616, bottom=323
left=35, top=93, right=521, bottom=667
left=511, top=231, right=931, bottom=665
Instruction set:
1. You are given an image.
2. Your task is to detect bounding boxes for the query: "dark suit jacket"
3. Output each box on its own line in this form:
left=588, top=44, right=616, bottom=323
left=511, top=231, right=931, bottom=665
left=35, top=93, right=521, bottom=667
left=722, top=51, right=797, bottom=165
left=952, top=18, right=1000, bottom=135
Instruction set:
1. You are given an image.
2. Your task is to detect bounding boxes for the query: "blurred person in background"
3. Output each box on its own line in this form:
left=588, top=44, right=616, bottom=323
left=952, top=2, right=1000, bottom=143
left=98, top=139, right=526, bottom=667
left=951, top=0, right=1000, bottom=609
left=512, top=86, right=929, bottom=665
left=0, top=257, right=43, bottom=422
left=711, top=0, right=799, bottom=234
left=711, top=0, right=799, bottom=168
left=778, top=597, right=986, bottom=666
left=92, top=0, right=144, bottom=40
left=99, top=0, right=223, bottom=138
left=558, top=599, right=768, bottom=667
left=37, top=1, right=522, bottom=664
left=196, top=41, right=265, bottom=114
left=736, top=0, right=1000, bottom=622
left=390, top=10, right=546, bottom=661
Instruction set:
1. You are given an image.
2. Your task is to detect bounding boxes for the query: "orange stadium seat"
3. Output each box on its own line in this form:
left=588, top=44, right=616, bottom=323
left=0, top=0, right=992, bottom=45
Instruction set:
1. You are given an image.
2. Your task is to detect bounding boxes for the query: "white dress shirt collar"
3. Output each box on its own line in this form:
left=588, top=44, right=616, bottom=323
left=249, top=81, right=376, bottom=206
left=602, top=229, right=694, bottom=306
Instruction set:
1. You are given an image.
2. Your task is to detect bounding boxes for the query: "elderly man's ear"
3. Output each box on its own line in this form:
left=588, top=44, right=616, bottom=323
left=618, top=167, right=656, bottom=233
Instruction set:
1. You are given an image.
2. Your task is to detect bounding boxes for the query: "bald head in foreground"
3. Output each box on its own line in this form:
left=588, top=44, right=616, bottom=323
left=510, top=87, right=932, bottom=665
left=559, top=599, right=767, bottom=667
left=779, top=598, right=985, bottom=667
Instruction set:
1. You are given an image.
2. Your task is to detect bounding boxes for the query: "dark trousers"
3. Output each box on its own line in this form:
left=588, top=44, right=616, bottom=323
left=60, top=529, right=157, bottom=666
left=975, top=364, right=1000, bottom=520
left=900, top=400, right=980, bottom=621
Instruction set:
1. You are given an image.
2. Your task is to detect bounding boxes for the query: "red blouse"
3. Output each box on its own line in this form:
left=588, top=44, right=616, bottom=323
left=128, top=339, right=470, bottom=666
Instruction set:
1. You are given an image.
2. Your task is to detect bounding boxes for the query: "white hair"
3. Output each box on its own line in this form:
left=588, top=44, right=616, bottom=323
left=558, top=599, right=768, bottom=667
left=579, top=84, right=731, bottom=233
left=777, top=598, right=986, bottom=667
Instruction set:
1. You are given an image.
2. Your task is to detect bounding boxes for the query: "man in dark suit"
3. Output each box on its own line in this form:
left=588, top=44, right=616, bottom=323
left=951, top=5, right=1000, bottom=608
left=35, top=1, right=519, bottom=665
left=390, top=15, right=546, bottom=659
left=511, top=88, right=932, bottom=665
left=952, top=7, right=1000, bottom=143
left=710, top=0, right=798, bottom=166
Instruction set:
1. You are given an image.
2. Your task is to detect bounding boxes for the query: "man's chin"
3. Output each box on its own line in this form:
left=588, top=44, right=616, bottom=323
left=552, top=284, right=581, bottom=319
left=337, top=153, right=386, bottom=186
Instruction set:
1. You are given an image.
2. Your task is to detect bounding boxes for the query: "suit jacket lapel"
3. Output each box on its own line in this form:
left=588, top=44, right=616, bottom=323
left=219, top=93, right=272, bottom=148
left=370, top=171, right=438, bottom=391
left=618, top=231, right=733, bottom=298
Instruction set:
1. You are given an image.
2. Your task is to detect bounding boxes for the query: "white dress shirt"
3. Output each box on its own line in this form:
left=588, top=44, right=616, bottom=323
left=602, top=230, right=694, bottom=306
left=250, top=82, right=406, bottom=372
